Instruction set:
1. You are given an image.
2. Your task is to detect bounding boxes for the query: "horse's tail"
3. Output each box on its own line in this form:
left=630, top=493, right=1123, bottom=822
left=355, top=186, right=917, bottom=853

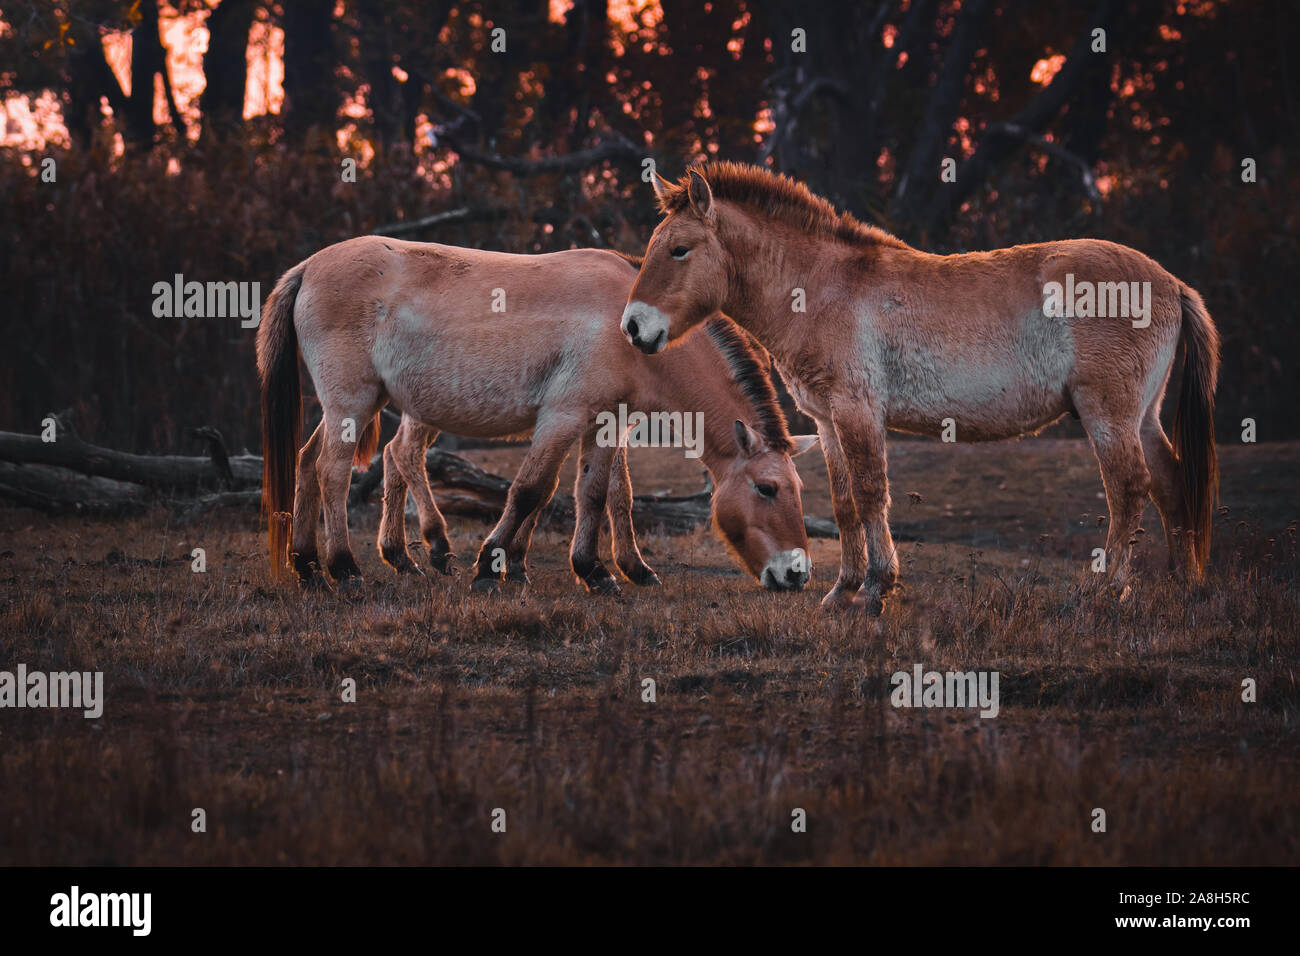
left=256, top=262, right=306, bottom=579
left=1172, top=284, right=1219, bottom=578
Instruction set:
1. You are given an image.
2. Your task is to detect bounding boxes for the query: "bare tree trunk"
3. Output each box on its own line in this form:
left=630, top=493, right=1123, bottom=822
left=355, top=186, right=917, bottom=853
left=122, top=0, right=166, bottom=147
left=893, top=0, right=992, bottom=222
left=200, top=0, right=257, bottom=143
left=64, top=24, right=133, bottom=148
left=282, top=0, right=339, bottom=145
left=358, top=0, right=404, bottom=150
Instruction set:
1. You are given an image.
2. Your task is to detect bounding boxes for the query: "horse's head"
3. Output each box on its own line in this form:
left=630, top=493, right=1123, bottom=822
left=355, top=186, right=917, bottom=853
left=622, top=169, right=726, bottom=355
left=712, top=419, right=818, bottom=591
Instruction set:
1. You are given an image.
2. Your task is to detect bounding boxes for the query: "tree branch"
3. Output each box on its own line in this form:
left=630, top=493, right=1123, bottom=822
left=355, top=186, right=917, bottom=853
left=440, top=128, right=644, bottom=176
left=989, top=122, right=1101, bottom=199
left=919, top=0, right=1119, bottom=234
left=894, top=0, right=992, bottom=212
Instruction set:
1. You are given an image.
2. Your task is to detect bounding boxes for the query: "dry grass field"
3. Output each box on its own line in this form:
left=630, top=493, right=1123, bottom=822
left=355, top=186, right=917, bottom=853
left=1, top=436, right=1296, bottom=865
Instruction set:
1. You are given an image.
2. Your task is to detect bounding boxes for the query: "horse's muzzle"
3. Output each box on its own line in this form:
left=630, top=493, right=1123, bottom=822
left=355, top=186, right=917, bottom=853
left=621, top=301, right=669, bottom=355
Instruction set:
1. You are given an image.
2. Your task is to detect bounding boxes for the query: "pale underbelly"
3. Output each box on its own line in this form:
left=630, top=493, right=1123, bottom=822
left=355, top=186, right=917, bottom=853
left=373, top=340, right=545, bottom=439
left=774, top=366, right=1071, bottom=442
left=886, top=397, right=1070, bottom=441
left=779, top=363, right=1071, bottom=441
left=879, top=331, right=1074, bottom=441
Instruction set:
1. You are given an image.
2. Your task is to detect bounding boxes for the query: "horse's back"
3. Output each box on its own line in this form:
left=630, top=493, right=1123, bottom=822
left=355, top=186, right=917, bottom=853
left=296, top=236, right=634, bottom=333
left=292, top=237, right=636, bottom=437
left=871, top=238, right=1187, bottom=439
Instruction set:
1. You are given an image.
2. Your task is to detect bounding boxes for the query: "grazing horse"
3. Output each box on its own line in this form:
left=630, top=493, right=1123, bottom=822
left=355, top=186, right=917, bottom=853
left=257, top=237, right=818, bottom=593
left=621, top=162, right=1219, bottom=613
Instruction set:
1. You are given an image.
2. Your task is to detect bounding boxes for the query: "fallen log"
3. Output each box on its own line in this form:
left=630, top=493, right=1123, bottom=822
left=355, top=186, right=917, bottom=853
left=0, top=419, right=259, bottom=491
left=0, top=461, right=147, bottom=516
left=348, top=448, right=838, bottom=537
left=0, top=426, right=843, bottom=538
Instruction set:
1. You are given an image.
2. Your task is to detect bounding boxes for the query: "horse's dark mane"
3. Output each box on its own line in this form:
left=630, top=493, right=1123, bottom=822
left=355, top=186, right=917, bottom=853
left=658, top=161, right=906, bottom=249
left=704, top=316, right=793, bottom=454
left=609, top=249, right=644, bottom=269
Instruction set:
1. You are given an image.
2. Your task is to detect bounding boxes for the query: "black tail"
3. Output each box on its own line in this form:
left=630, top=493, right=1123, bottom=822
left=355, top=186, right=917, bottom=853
left=256, top=263, right=306, bottom=579
left=1172, top=285, right=1219, bottom=578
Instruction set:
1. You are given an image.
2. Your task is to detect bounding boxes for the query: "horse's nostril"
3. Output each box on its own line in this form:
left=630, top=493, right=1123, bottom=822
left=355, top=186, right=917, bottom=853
left=626, top=318, right=639, bottom=339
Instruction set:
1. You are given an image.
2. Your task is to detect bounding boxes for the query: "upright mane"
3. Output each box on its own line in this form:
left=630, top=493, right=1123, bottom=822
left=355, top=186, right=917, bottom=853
left=609, top=249, right=644, bottom=269
left=704, top=316, right=794, bottom=454
left=657, top=161, right=906, bottom=248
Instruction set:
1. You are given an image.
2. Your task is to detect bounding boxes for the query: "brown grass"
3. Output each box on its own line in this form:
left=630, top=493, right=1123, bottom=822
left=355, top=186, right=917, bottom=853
left=0, top=438, right=1296, bottom=865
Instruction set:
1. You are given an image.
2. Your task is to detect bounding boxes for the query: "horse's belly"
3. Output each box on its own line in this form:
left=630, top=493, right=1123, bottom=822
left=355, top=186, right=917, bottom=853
left=886, top=393, right=1069, bottom=441
left=880, top=319, right=1073, bottom=441
left=372, top=323, right=543, bottom=438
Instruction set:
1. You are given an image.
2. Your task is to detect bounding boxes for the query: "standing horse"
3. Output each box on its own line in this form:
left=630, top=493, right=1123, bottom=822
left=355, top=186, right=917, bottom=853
left=621, top=162, right=1218, bottom=612
left=257, top=237, right=818, bottom=593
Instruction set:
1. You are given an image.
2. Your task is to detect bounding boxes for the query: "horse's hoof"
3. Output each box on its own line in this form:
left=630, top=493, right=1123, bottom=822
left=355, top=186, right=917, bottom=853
left=820, top=586, right=859, bottom=613
left=335, top=574, right=365, bottom=595
left=298, top=570, right=329, bottom=591
left=327, top=551, right=363, bottom=583
left=381, top=547, right=423, bottom=575
left=471, top=576, right=501, bottom=595
left=624, top=565, right=661, bottom=587
left=586, top=575, right=622, bottom=596
left=575, top=559, right=619, bottom=594
left=292, top=551, right=321, bottom=584
left=859, top=591, right=886, bottom=617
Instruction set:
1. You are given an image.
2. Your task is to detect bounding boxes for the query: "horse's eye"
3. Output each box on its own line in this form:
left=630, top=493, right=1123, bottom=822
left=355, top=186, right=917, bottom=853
left=756, top=482, right=777, bottom=499
left=670, top=245, right=690, bottom=260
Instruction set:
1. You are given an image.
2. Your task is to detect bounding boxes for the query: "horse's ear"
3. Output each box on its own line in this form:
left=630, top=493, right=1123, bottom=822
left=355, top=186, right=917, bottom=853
left=651, top=171, right=674, bottom=202
left=688, top=168, right=714, bottom=220
left=790, top=434, right=820, bottom=457
left=733, top=419, right=761, bottom=458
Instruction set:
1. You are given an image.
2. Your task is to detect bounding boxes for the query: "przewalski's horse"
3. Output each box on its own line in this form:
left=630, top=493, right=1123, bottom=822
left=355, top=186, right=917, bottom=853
left=257, top=236, right=818, bottom=593
left=621, top=163, right=1219, bottom=613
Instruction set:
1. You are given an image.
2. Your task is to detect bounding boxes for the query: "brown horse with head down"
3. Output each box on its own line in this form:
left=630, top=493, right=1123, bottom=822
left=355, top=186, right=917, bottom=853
left=257, top=237, right=818, bottom=593
left=622, top=162, right=1218, bottom=613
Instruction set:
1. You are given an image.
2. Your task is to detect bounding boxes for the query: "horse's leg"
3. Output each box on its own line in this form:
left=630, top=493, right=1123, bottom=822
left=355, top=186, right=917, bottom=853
left=390, top=418, right=454, bottom=574
left=1141, top=407, right=1192, bottom=575
left=505, top=510, right=541, bottom=584
left=606, top=446, right=659, bottom=586
left=830, top=406, right=897, bottom=615
left=472, top=414, right=584, bottom=592
left=378, top=435, right=421, bottom=575
left=1077, top=392, right=1150, bottom=585
left=318, top=401, right=380, bottom=586
left=816, top=415, right=871, bottom=612
left=569, top=433, right=621, bottom=593
left=290, top=422, right=325, bottom=585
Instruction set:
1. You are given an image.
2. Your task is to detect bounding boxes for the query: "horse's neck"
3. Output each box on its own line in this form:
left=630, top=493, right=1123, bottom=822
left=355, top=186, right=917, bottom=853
left=722, top=214, right=865, bottom=366
left=629, top=338, right=739, bottom=477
